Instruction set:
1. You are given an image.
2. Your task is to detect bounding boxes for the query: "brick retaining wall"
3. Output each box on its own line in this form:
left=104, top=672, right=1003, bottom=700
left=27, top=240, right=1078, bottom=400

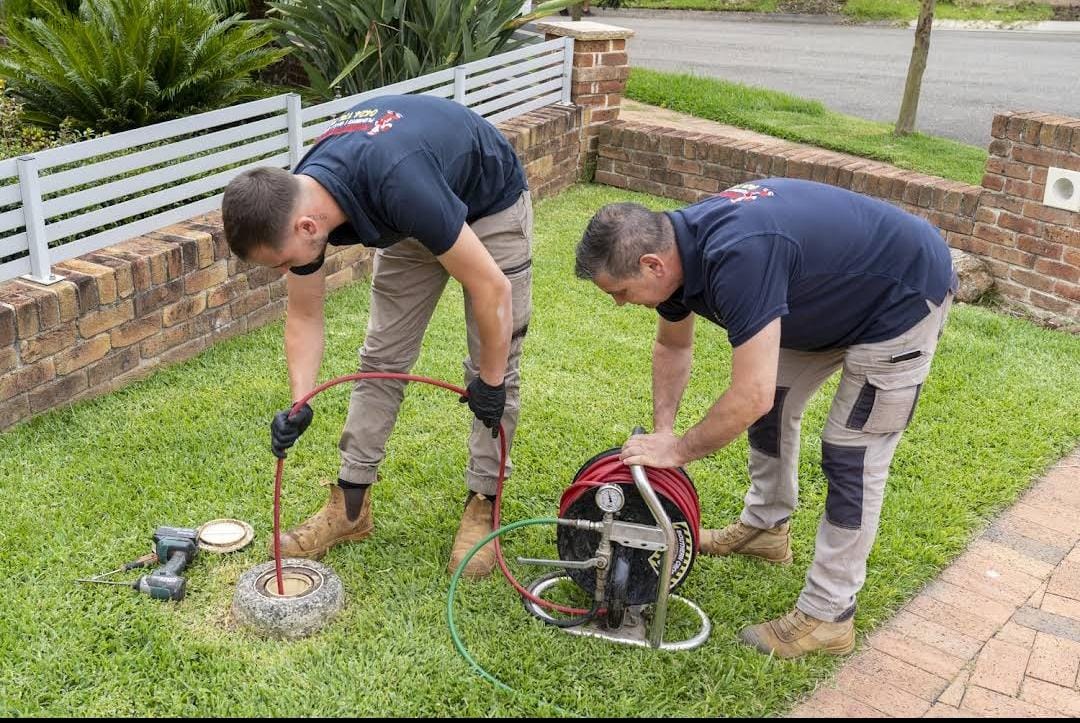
left=596, top=112, right=1080, bottom=326
left=977, top=112, right=1080, bottom=319
left=0, top=104, right=587, bottom=431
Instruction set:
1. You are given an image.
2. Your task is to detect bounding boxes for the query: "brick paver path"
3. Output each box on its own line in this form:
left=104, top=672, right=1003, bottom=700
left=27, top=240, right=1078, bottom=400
left=787, top=449, right=1080, bottom=717
left=615, top=100, right=1080, bottom=717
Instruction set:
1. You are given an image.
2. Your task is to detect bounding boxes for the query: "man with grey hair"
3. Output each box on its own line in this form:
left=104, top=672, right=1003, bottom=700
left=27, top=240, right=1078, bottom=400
left=222, top=94, right=533, bottom=578
left=576, top=178, right=956, bottom=659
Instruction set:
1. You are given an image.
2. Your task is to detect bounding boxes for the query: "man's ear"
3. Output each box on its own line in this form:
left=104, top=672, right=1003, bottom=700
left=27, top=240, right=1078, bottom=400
left=640, top=253, right=666, bottom=278
left=296, top=214, right=319, bottom=238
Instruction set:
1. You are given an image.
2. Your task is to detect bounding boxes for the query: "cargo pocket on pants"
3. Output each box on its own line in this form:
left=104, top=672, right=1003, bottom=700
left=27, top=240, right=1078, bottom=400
left=846, top=360, right=930, bottom=434
left=504, top=261, right=533, bottom=342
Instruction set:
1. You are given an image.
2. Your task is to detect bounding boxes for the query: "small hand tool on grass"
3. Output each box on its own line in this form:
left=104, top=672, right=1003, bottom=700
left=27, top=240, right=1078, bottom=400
left=77, top=552, right=159, bottom=584
left=76, top=526, right=199, bottom=601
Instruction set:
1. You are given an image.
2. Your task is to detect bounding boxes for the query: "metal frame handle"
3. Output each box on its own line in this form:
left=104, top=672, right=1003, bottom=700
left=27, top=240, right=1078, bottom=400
left=627, top=426, right=677, bottom=649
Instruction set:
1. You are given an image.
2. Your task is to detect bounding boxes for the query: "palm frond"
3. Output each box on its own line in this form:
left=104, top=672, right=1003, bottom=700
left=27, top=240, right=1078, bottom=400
left=0, top=0, right=284, bottom=131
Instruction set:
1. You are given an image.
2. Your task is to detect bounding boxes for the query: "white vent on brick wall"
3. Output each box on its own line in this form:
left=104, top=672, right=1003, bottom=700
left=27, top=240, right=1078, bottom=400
left=1044, top=167, right=1080, bottom=213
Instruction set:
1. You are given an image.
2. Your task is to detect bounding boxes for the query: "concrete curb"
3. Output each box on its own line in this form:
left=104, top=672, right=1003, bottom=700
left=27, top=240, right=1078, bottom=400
left=917, top=18, right=1080, bottom=32
left=596, top=8, right=882, bottom=24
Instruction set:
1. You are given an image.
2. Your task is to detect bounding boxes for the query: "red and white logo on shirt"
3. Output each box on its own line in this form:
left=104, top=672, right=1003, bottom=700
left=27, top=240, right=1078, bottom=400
left=318, top=108, right=404, bottom=142
left=716, top=183, right=775, bottom=204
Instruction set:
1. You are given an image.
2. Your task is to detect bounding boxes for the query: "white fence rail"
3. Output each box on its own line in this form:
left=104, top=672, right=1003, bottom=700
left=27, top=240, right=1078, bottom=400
left=0, top=36, right=573, bottom=284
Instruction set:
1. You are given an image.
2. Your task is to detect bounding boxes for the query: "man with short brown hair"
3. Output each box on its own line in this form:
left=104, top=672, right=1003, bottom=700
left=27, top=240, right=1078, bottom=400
left=223, top=94, right=533, bottom=578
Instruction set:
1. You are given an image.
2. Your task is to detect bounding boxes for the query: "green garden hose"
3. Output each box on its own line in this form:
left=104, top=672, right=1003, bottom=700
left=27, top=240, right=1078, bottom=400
left=447, top=517, right=558, bottom=691
left=446, top=516, right=575, bottom=716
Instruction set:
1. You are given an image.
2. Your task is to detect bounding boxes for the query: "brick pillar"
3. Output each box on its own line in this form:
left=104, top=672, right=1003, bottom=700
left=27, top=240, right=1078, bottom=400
left=532, top=20, right=634, bottom=174
left=976, top=111, right=1080, bottom=326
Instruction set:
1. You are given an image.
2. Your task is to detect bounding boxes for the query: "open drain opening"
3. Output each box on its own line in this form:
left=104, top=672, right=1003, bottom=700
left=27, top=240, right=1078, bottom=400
left=256, top=568, right=320, bottom=598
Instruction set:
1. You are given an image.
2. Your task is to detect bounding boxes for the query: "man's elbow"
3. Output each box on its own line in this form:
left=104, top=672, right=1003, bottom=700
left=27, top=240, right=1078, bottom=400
left=493, top=274, right=512, bottom=307
left=747, top=385, right=776, bottom=421
left=470, top=275, right=511, bottom=321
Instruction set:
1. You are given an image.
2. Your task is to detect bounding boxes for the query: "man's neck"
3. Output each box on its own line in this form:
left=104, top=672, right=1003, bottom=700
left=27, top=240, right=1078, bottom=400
left=658, top=214, right=685, bottom=292
left=295, top=174, right=347, bottom=229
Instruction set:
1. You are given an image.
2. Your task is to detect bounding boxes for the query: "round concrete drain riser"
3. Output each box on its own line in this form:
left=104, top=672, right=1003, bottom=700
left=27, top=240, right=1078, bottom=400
left=233, top=559, right=344, bottom=640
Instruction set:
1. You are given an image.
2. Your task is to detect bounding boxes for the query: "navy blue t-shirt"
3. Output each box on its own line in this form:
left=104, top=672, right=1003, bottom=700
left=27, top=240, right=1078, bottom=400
left=290, top=94, right=527, bottom=274
left=656, top=179, right=956, bottom=351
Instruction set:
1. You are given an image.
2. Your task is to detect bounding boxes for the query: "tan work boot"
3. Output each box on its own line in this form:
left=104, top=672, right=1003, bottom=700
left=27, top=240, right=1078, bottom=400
left=699, top=520, right=792, bottom=564
left=269, top=482, right=373, bottom=560
left=738, top=607, right=856, bottom=659
left=448, top=493, right=496, bottom=579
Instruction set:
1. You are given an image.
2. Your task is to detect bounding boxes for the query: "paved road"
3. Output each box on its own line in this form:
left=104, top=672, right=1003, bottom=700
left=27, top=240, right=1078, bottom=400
left=602, top=13, right=1080, bottom=147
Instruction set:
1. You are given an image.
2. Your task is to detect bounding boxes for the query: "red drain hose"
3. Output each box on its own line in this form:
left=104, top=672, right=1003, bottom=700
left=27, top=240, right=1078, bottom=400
left=272, top=372, right=594, bottom=615
left=564, top=454, right=701, bottom=551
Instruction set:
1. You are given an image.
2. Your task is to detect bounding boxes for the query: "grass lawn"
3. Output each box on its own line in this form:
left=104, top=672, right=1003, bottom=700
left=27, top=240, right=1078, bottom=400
left=626, top=67, right=989, bottom=185
left=2, top=184, right=1079, bottom=716
left=841, top=0, right=1053, bottom=21
left=611, top=0, right=1055, bottom=22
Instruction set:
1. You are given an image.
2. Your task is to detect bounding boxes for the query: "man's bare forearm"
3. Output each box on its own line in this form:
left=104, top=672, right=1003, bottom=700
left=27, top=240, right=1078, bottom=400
left=472, top=280, right=512, bottom=385
left=652, top=340, right=692, bottom=433
left=675, top=385, right=764, bottom=463
left=436, top=223, right=512, bottom=386
left=285, top=312, right=325, bottom=402
left=671, top=319, right=781, bottom=464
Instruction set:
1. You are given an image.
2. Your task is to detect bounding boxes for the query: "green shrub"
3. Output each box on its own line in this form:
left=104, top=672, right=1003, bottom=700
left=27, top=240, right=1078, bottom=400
left=0, top=0, right=80, bottom=28
left=0, top=80, right=96, bottom=160
left=266, top=0, right=576, bottom=100
left=0, top=0, right=289, bottom=132
left=206, top=0, right=252, bottom=17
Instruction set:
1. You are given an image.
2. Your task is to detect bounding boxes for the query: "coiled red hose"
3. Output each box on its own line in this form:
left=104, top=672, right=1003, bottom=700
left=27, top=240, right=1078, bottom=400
left=564, top=454, right=701, bottom=551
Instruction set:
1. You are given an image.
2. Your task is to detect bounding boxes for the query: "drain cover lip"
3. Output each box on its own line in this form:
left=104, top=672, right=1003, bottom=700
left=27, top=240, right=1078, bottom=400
left=254, top=566, right=323, bottom=599
left=197, top=518, right=255, bottom=553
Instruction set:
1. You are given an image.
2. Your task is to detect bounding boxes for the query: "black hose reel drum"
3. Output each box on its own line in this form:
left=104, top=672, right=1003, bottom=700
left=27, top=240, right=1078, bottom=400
left=522, top=441, right=711, bottom=650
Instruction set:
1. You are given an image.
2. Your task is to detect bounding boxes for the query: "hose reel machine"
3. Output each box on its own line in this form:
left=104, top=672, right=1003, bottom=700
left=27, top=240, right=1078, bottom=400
left=517, top=430, right=711, bottom=650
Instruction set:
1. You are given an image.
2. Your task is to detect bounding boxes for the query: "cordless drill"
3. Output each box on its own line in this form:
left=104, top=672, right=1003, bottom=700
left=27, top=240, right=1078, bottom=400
left=133, top=526, right=199, bottom=601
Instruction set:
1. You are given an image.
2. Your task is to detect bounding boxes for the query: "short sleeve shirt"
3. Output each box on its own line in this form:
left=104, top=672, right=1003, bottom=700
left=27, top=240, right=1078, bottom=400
left=657, top=178, right=956, bottom=350
left=290, top=94, right=527, bottom=274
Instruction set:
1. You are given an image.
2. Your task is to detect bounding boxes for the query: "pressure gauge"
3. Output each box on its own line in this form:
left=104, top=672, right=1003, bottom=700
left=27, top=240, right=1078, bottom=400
left=595, top=484, right=625, bottom=513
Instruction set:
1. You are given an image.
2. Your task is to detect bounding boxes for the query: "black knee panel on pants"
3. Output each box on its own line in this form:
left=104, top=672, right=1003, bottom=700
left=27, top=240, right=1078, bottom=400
left=821, top=441, right=867, bottom=529
left=748, top=387, right=789, bottom=458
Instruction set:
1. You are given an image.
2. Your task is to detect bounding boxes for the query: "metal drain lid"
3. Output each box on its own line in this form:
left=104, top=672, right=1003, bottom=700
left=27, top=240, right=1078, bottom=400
left=197, top=519, right=255, bottom=553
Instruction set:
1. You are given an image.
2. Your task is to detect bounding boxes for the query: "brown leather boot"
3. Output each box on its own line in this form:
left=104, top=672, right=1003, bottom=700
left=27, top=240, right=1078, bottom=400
left=269, top=482, right=373, bottom=560
left=448, top=493, right=496, bottom=579
left=738, top=607, right=856, bottom=659
left=699, top=520, right=792, bottom=564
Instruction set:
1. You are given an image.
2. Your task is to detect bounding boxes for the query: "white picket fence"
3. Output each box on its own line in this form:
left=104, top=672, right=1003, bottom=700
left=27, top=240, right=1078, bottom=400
left=0, top=36, right=574, bottom=284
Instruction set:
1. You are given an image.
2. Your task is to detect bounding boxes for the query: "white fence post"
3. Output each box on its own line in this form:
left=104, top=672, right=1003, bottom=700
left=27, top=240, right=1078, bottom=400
left=454, top=66, right=467, bottom=105
left=561, top=36, right=574, bottom=105
left=17, top=155, right=61, bottom=285
left=286, top=93, right=304, bottom=169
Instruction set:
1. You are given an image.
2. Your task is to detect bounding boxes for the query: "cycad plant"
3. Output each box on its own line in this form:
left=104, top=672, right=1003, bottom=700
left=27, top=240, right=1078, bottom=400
left=0, top=0, right=289, bottom=131
left=0, top=0, right=81, bottom=26
left=267, top=0, right=576, bottom=100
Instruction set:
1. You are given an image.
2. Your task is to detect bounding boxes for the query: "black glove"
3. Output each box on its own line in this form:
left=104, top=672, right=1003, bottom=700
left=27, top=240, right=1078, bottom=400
left=460, top=377, right=506, bottom=438
left=271, top=402, right=313, bottom=458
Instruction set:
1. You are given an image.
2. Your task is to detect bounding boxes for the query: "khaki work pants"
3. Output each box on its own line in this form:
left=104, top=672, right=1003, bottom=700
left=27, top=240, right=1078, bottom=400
left=338, top=191, right=533, bottom=495
left=740, top=295, right=953, bottom=622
